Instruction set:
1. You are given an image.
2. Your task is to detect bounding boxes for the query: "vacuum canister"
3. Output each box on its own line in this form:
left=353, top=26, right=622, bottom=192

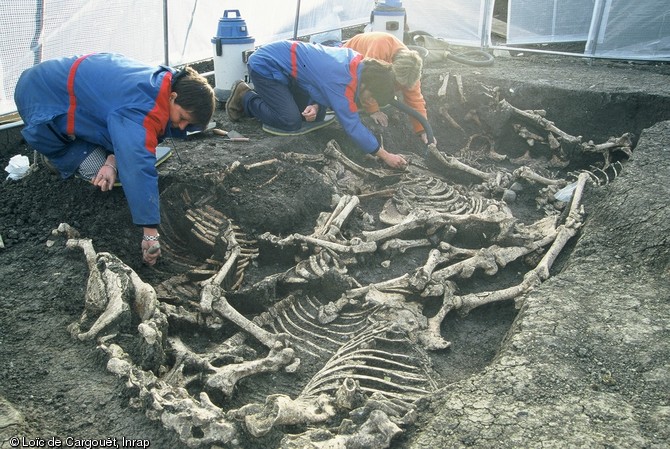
left=211, top=9, right=255, bottom=102
left=369, top=0, right=406, bottom=42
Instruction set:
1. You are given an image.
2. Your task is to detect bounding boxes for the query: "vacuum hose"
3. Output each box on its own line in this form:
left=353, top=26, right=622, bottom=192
left=445, top=50, right=495, bottom=67
left=409, top=31, right=495, bottom=67
left=389, top=99, right=435, bottom=147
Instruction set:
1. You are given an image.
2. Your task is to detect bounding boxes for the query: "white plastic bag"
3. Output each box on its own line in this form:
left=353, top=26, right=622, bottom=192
left=554, top=181, right=577, bottom=202
left=5, top=154, right=30, bottom=180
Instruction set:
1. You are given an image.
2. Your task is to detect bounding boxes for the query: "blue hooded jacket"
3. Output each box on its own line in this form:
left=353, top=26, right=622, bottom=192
left=15, top=53, right=178, bottom=226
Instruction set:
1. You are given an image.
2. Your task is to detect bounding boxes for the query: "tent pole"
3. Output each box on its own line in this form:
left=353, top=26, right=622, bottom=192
left=585, top=0, right=607, bottom=58
left=31, top=0, right=45, bottom=65
left=481, top=0, right=493, bottom=50
left=293, top=0, right=302, bottom=40
left=163, top=0, right=170, bottom=66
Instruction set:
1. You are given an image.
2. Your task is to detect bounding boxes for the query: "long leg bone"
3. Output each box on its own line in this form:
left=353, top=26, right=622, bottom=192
left=362, top=210, right=450, bottom=242
left=314, top=195, right=353, bottom=237
left=419, top=285, right=457, bottom=350
left=426, top=143, right=496, bottom=182
left=432, top=230, right=558, bottom=283
left=198, top=226, right=292, bottom=349
left=581, top=133, right=634, bottom=166
left=514, top=166, right=565, bottom=186
left=500, top=99, right=582, bottom=146
left=211, top=291, right=288, bottom=349
left=439, top=106, right=465, bottom=133
left=437, top=72, right=449, bottom=96
left=420, top=233, right=558, bottom=348
left=320, top=194, right=360, bottom=239
left=66, top=238, right=106, bottom=309
left=455, top=74, right=466, bottom=103
left=323, top=139, right=398, bottom=180
left=266, top=233, right=378, bottom=255
left=532, top=171, right=589, bottom=279
left=380, top=238, right=432, bottom=254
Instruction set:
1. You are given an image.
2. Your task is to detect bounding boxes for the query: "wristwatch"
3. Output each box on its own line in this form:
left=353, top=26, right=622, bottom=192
left=143, top=234, right=160, bottom=241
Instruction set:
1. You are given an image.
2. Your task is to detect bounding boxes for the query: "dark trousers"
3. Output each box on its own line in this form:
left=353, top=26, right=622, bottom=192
left=20, top=114, right=94, bottom=178
left=245, top=68, right=325, bottom=131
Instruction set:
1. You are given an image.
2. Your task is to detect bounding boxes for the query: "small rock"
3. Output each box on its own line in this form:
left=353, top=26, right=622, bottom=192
left=502, top=189, right=517, bottom=202
left=510, top=182, right=524, bottom=192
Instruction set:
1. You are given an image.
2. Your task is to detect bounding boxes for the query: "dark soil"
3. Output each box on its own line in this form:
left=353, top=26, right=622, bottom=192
left=1, top=50, right=669, bottom=449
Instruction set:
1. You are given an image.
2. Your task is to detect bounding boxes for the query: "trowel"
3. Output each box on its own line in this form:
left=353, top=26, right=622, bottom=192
left=213, top=128, right=250, bottom=142
left=186, top=121, right=217, bottom=137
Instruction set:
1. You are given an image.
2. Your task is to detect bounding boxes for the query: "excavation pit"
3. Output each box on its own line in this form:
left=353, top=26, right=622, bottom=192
left=69, top=63, right=638, bottom=445
left=1, top=53, right=669, bottom=448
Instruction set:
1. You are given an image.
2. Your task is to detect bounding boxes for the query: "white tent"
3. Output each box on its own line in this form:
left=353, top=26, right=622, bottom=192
left=1, top=0, right=668, bottom=116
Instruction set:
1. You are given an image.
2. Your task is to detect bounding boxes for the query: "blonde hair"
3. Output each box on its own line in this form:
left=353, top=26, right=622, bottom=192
left=392, top=49, right=423, bottom=88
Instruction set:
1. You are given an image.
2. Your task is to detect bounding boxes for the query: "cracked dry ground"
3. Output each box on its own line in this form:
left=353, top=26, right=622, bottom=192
left=1, top=53, right=669, bottom=449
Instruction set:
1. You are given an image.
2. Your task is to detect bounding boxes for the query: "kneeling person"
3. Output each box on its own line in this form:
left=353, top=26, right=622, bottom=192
left=226, top=40, right=407, bottom=170
left=14, top=53, right=215, bottom=265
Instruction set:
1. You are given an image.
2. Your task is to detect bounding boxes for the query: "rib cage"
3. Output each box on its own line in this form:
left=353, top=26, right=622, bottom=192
left=260, top=294, right=438, bottom=404
left=388, top=172, right=500, bottom=219
left=571, top=160, right=624, bottom=186
left=158, top=186, right=259, bottom=299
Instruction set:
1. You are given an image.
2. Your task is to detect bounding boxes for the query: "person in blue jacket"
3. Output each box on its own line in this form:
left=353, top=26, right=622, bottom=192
left=225, top=40, right=408, bottom=169
left=14, top=53, right=215, bottom=265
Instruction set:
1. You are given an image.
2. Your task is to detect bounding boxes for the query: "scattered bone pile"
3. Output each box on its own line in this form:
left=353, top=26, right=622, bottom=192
left=56, top=84, right=632, bottom=448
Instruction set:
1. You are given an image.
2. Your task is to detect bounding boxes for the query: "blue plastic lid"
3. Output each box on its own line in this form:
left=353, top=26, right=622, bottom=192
left=374, top=1, right=405, bottom=13
left=380, top=0, right=403, bottom=8
left=212, top=9, right=254, bottom=43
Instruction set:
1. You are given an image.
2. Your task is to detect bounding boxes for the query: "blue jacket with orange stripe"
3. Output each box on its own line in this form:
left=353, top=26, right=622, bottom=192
left=247, top=41, right=380, bottom=153
left=15, top=53, right=177, bottom=226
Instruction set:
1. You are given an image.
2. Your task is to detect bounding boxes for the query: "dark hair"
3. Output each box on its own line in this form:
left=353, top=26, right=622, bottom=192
left=172, top=66, right=215, bottom=129
left=360, top=58, right=396, bottom=106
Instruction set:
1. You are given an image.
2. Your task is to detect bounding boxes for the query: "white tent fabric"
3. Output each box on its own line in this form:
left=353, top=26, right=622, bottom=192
left=585, top=0, right=670, bottom=60
left=0, top=0, right=165, bottom=116
left=506, top=0, right=669, bottom=61
left=0, top=0, right=374, bottom=116
left=506, top=0, right=596, bottom=45
left=1, top=0, right=669, bottom=117
left=403, top=0, right=494, bottom=47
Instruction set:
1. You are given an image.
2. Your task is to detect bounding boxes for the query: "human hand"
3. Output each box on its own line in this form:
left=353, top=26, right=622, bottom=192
left=370, top=111, right=388, bottom=127
left=376, top=147, right=408, bottom=170
left=302, top=104, right=319, bottom=122
left=141, top=237, right=161, bottom=266
left=92, top=163, right=117, bottom=192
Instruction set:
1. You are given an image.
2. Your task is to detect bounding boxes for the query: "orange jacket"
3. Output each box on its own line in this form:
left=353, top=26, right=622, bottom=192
left=344, top=32, right=428, bottom=134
